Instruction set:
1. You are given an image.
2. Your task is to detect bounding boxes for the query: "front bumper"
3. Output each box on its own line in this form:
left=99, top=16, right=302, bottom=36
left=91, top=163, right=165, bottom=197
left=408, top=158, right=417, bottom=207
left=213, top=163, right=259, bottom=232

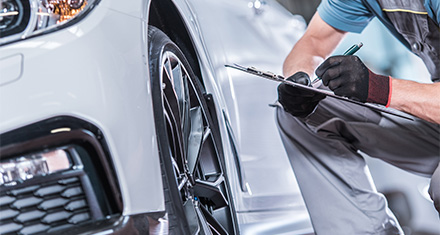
left=0, top=1, right=164, bottom=220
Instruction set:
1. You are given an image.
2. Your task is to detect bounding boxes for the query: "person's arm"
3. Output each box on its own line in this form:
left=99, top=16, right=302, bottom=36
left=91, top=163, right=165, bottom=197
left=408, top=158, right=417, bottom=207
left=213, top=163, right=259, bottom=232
left=278, top=12, right=346, bottom=118
left=389, top=79, right=440, bottom=123
left=284, top=11, right=440, bottom=124
left=283, top=12, right=347, bottom=78
left=314, top=53, right=440, bottom=124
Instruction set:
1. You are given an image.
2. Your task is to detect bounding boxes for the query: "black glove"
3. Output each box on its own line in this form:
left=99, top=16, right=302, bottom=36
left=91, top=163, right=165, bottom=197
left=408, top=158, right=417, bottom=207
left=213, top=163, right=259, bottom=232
left=277, top=72, right=326, bottom=118
left=315, top=55, right=391, bottom=106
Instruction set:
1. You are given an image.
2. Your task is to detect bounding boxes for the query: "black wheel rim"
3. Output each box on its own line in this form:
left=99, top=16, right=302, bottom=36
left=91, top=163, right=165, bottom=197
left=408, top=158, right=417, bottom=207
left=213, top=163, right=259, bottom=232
left=160, top=51, right=234, bottom=235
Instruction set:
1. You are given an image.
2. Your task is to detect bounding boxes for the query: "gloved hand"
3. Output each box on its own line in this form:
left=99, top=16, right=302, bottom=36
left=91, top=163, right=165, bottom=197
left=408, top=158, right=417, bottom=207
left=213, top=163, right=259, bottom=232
left=315, top=55, right=391, bottom=106
left=277, top=71, right=326, bottom=118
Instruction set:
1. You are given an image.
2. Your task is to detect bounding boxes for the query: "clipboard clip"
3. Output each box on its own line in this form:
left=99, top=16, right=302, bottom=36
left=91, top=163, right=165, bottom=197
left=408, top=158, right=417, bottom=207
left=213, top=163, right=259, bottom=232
left=225, top=63, right=286, bottom=82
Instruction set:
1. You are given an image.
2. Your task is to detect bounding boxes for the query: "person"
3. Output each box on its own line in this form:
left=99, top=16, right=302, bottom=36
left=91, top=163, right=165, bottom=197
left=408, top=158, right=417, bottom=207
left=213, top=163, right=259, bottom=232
left=276, top=0, right=440, bottom=234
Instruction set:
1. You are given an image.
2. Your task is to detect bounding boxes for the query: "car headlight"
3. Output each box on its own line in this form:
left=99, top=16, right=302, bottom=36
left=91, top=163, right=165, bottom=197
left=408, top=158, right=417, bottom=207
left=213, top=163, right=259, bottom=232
left=0, top=0, right=99, bottom=45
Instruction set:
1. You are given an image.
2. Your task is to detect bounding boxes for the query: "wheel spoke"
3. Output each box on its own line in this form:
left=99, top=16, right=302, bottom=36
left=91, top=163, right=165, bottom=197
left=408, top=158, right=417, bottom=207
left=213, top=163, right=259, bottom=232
left=189, top=126, right=211, bottom=175
left=163, top=57, right=173, bottom=83
left=187, top=106, right=213, bottom=174
left=194, top=201, right=212, bottom=235
left=181, top=76, right=191, bottom=154
left=177, top=174, right=188, bottom=191
left=199, top=204, right=228, bottom=235
left=171, top=62, right=184, bottom=110
left=193, top=175, right=228, bottom=209
left=183, top=200, right=201, bottom=235
left=164, top=53, right=187, bottom=125
left=170, top=58, right=188, bottom=126
left=163, top=106, right=178, bottom=159
left=197, top=135, right=221, bottom=179
left=163, top=93, right=185, bottom=170
left=163, top=67, right=181, bottom=120
left=170, top=154, right=180, bottom=175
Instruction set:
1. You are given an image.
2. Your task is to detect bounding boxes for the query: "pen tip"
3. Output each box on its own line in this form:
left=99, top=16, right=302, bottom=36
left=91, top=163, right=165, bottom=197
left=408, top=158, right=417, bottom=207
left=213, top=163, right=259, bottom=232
left=358, top=42, right=363, bottom=48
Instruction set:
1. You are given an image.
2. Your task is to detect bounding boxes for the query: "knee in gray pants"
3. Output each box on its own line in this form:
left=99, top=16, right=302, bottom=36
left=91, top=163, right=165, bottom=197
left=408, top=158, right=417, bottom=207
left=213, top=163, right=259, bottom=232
left=429, top=162, right=440, bottom=213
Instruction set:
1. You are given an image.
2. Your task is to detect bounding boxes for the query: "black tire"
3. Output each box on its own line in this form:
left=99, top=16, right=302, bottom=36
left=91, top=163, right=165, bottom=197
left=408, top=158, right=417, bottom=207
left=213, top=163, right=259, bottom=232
left=148, top=26, right=237, bottom=235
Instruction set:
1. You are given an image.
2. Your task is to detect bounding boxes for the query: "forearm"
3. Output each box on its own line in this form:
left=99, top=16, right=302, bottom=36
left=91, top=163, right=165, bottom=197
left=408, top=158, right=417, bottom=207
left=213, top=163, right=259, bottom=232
left=389, top=79, right=440, bottom=124
left=283, top=12, right=346, bottom=78
left=283, top=38, right=327, bottom=78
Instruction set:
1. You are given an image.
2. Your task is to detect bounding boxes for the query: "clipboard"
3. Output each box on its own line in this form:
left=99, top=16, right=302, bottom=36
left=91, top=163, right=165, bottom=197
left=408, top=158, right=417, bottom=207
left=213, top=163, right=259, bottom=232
left=225, top=63, right=413, bottom=121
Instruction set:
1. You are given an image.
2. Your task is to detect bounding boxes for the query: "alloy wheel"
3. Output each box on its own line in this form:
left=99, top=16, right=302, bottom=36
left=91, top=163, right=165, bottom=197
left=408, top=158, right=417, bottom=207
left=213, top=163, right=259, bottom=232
left=159, top=50, right=234, bottom=235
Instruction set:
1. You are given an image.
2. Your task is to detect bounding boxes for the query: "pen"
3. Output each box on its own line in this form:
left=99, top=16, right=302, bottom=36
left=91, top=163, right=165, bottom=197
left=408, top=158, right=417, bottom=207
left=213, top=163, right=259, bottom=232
left=312, top=42, right=363, bottom=83
left=343, top=42, right=363, bottom=56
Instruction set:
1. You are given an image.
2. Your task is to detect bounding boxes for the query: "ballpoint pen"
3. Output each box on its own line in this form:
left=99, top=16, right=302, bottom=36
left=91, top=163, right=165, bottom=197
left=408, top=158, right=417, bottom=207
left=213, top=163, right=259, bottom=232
left=312, top=42, right=363, bottom=84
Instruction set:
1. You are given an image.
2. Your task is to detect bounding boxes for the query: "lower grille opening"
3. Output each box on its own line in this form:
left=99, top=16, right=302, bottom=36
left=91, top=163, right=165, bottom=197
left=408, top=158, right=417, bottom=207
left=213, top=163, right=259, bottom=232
left=0, top=176, right=91, bottom=234
left=0, top=117, right=123, bottom=235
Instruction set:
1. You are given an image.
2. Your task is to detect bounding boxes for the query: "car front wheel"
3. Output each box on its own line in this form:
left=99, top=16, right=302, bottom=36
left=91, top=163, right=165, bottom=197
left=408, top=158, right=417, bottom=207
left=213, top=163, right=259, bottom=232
left=148, top=26, right=237, bottom=235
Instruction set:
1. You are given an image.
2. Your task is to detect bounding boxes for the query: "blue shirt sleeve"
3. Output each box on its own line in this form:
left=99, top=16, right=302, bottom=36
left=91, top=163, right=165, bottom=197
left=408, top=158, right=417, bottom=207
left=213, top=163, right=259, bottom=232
left=426, top=0, right=440, bottom=25
left=317, top=0, right=375, bottom=33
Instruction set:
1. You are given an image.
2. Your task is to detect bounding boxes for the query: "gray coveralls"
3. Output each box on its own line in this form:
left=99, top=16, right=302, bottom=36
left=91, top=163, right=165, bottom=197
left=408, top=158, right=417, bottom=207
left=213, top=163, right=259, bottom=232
left=276, top=0, right=440, bottom=234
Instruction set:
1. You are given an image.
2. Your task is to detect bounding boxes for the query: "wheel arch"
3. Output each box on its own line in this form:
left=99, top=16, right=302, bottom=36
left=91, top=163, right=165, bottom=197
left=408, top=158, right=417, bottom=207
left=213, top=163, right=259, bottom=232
left=147, top=0, right=203, bottom=86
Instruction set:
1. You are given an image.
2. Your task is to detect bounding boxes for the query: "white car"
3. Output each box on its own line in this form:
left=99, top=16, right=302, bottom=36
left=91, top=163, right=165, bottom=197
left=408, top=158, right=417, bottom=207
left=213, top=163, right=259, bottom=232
left=0, top=0, right=312, bottom=234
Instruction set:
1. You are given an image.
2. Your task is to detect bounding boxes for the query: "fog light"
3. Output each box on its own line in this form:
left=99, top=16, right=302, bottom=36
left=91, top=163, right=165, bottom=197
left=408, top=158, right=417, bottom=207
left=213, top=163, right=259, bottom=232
left=0, top=148, right=71, bottom=186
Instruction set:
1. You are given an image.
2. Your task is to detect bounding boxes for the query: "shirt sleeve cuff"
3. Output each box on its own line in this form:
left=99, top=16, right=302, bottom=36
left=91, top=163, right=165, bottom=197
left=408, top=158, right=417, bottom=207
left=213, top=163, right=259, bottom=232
left=317, top=1, right=371, bottom=33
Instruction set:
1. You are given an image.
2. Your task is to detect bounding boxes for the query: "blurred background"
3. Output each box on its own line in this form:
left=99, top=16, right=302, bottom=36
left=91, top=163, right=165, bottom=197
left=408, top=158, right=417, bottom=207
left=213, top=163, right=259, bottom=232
left=277, top=0, right=320, bottom=23
left=275, top=1, right=438, bottom=234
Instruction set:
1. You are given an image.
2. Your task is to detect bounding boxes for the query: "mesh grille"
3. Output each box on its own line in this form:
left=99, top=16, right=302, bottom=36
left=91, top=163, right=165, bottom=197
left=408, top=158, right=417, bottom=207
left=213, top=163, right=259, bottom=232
left=0, top=177, right=92, bottom=234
